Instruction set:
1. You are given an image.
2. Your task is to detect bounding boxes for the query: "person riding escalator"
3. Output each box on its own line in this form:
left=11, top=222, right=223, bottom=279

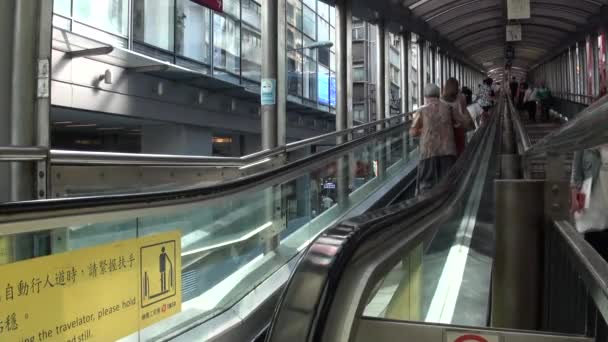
left=410, top=83, right=474, bottom=195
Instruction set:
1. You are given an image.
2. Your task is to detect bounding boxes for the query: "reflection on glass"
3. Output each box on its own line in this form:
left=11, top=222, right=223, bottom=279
left=176, top=0, right=211, bottom=63
left=242, top=0, right=261, bottom=28
left=288, top=51, right=303, bottom=96
left=304, top=57, right=317, bottom=100
left=73, top=0, right=128, bottom=36
left=54, top=0, right=71, bottom=16
left=287, top=0, right=303, bottom=30
left=303, top=6, right=316, bottom=39
left=213, top=14, right=241, bottom=75
left=242, top=28, right=262, bottom=81
left=133, top=0, right=175, bottom=51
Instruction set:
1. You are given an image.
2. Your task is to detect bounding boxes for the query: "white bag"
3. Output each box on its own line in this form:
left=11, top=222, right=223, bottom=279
left=574, top=176, right=608, bottom=233
left=467, top=103, right=483, bottom=128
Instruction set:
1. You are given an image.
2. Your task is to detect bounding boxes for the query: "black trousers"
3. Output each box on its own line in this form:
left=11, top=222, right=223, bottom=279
left=525, top=101, right=536, bottom=121
left=585, top=230, right=608, bottom=261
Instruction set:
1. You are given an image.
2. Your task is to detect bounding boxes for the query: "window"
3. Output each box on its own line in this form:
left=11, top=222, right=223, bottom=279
left=213, top=14, right=240, bottom=75
left=304, top=58, right=317, bottom=100
left=242, top=0, right=261, bottom=28
left=242, top=28, right=262, bottom=81
left=286, top=0, right=303, bottom=30
left=390, top=66, right=400, bottom=86
left=353, top=26, right=365, bottom=40
left=288, top=51, right=303, bottom=97
left=133, top=0, right=175, bottom=51
left=287, top=25, right=303, bottom=50
left=54, top=0, right=72, bottom=16
left=354, top=104, right=366, bottom=122
left=303, top=6, right=316, bottom=38
left=176, top=0, right=211, bottom=63
left=317, top=2, right=330, bottom=20
left=73, top=0, right=129, bottom=36
left=353, top=66, right=365, bottom=82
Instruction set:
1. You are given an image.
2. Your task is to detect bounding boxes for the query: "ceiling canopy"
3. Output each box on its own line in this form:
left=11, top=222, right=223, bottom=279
left=327, top=0, right=608, bottom=78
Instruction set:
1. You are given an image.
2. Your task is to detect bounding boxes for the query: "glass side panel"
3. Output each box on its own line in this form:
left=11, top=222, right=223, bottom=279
left=362, top=125, right=497, bottom=328
left=0, top=126, right=417, bottom=341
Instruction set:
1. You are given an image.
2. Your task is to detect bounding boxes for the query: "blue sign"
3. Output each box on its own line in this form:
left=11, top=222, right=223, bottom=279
left=317, top=72, right=336, bottom=106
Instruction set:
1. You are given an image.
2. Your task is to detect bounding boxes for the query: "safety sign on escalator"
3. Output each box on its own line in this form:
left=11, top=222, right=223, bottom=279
left=446, top=331, right=501, bottom=342
left=0, top=230, right=181, bottom=342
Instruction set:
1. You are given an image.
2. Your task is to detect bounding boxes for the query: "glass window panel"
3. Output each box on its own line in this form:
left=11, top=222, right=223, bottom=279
left=54, top=0, right=72, bottom=16
left=318, top=47, right=330, bottom=67
left=318, top=18, right=329, bottom=42
left=303, top=6, right=316, bottom=39
left=303, top=0, right=316, bottom=10
left=213, top=14, right=241, bottom=75
left=74, top=0, right=128, bottom=36
left=329, top=6, right=335, bottom=26
left=223, top=0, right=240, bottom=17
left=133, top=0, right=175, bottom=50
left=354, top=104, right=366, bottom=122
left=286, top=0, right=302, bottom=30
left=304, top=57, right=317, bottom=100
left=318, top=2, right=329, bottom=20
left=242, top=0, right=261, bottom=28
left=288, top=51, right=303, bottom=97
left=353, top=66, right=365, bottom=82
left=304, top=36, right=317, bottom=60
left=330, top=52, right=336, bottom=72
left=287, top=25, right=303, bottom=50
left=176, top=0, right=211, bottom=63
left=242, top=28, right=262, bottom=81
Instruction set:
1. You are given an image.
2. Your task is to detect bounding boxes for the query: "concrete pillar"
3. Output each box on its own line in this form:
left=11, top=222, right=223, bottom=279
left=261, top=0, right=286, bottom=149
left=375, top=21, right=387, bottom=123
left=335, top=0, right=352, bottom=206
left=141, top=124, right=213, bottom=155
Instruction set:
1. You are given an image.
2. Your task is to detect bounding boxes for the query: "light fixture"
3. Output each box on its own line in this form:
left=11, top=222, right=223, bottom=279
left=157, top=82, right=164, bottom=96
left=197, top=90, right=205, bottom=104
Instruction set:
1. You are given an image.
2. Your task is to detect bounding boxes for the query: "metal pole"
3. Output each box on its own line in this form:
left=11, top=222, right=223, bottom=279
left=400, top=32, right=409, bottom=114
left=418, top=38, right=425, bottom=103
left=400, top=32, right=410, bottom=162
left=36, top=0, right=53, bottom=200
left=375, top=21, right=386, bottom=125
left=10, top=0, right=37, bottom=201
left=336, top=0, right=352, bottom=207
left=375, top=20, right=387, bottom=177
left=261, top=0, right=278, bottom=150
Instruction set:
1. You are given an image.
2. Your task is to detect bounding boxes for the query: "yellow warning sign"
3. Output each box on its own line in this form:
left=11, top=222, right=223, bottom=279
left=0, top=231, right=181, bottom=342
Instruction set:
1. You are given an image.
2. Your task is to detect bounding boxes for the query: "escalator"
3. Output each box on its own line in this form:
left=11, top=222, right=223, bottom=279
left=0, top=109, right=423, bottom=342
left=265, top=95, right=608, bottom=342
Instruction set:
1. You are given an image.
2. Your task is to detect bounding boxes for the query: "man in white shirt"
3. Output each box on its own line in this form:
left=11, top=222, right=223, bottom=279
left=523, top=83, right=537, bottom=122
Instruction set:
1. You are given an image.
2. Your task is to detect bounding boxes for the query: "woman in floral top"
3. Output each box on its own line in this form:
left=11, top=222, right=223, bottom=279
left=410, top=83, right=474, bottom=194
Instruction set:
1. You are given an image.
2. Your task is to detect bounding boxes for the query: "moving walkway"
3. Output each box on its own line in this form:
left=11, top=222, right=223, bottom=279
left=265, top=95, right=608, bottom=342
left=0, top=108, right=422, bottom=341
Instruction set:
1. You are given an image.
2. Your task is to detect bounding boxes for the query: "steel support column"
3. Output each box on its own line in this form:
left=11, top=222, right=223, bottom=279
left=375, top=20, right=387, bottom=177
left=261, top=0, right=287, bottom=252
left=418, top=38, right=425, bottom=104
left=336, top=0, right=352, bottom=207
left=400, top=32, right=409, bottom=114
left=10, top=0, right=38, bottom=201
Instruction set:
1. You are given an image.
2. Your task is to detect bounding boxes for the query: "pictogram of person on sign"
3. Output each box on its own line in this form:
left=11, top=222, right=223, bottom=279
left=159, top=246, right=173, bottom=293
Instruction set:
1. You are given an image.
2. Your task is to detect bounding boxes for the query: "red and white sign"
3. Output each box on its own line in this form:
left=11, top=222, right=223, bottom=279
left=191, top=0, right=223, bottom=12
left=445, top=331, right=500, bottom=342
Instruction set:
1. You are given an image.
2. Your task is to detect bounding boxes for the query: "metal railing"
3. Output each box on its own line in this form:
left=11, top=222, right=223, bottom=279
left=0, top=108, right=422, bottom=197
left=525, top=95, right=608, bottom=156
